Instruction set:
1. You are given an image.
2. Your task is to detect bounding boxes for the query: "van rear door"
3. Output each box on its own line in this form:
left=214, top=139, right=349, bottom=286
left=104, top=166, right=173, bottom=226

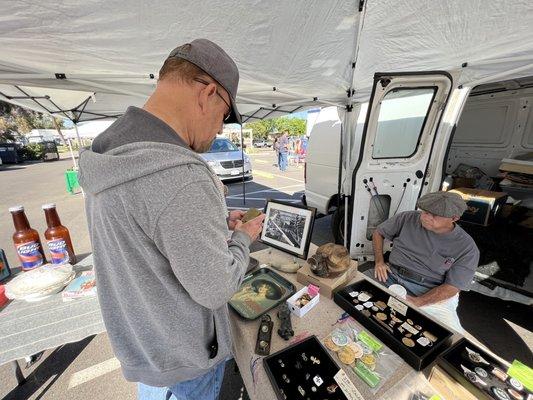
left=349, top=72, right=454, bottom=258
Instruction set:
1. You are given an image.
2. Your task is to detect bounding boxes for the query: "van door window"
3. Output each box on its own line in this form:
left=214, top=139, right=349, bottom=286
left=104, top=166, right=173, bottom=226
left=372, top=88, right=436, bottom=159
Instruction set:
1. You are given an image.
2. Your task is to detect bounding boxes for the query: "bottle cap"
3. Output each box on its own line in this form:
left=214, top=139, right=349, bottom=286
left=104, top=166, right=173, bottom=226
left=8, top=205, right=24, bottom=213
left=42, top=203, right=56, bottom=210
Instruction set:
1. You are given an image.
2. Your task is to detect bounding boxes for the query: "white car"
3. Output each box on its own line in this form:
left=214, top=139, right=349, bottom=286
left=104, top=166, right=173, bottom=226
left=201, top=138, right=252, bottom=181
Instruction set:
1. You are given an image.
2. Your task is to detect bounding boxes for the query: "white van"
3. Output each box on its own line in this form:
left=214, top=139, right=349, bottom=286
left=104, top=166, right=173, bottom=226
left=306, top=73, right=533, bottom=298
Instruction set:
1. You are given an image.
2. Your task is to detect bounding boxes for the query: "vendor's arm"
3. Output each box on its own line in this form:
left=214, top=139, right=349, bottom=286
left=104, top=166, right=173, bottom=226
left=407, top=284, right=459, bottom=307
left=153, top=179, right=263, bottom=310
left=372, top=212, right=409, bottom=282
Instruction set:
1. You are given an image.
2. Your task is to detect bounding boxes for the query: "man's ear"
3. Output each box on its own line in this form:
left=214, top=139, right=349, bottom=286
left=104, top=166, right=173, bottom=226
left=451, top=216, right=460, bottom=223
left=197, top=83, right=217, bottom=114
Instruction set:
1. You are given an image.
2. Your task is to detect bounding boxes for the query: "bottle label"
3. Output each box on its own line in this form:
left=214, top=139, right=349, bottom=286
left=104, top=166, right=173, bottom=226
left=47, top=238, right=70, bottom=264
left=16, top=241, right=44, bottom=270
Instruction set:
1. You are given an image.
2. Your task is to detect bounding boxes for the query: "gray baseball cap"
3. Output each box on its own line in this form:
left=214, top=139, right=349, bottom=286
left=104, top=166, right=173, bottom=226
left=167, top=39, right=241, bottom=124
left=416, top=191, right=468, bottom=218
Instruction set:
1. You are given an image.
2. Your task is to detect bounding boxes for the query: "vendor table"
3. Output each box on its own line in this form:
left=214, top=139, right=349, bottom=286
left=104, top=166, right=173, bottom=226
left=229, top=245, right=457, bottom=400
left=0, top=255, right=104, bottom=384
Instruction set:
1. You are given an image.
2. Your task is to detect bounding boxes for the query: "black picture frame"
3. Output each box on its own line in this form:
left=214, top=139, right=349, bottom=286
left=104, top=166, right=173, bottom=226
left=260, top=199, right=316, bottom=259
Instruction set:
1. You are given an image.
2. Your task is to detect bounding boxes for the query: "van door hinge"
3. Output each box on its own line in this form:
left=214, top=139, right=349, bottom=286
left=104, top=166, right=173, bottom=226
left=359, top=0, right=365, bottom=11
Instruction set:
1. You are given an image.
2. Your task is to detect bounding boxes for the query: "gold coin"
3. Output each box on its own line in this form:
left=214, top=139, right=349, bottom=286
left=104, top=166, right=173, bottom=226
left=407, top=319, right=413, bottom=325
left=323, top=337, right=340, bottom=352
left=347, top=342, right=364, bottom=359
left=361, top=354, right=376, bottom=367
left=338, top=346, right=356, bottom=365
left=376, top=312, right=387, bottom=321
left=402, top=337, right=415, bottom=347
left=375, top=301, right=387, bottom=310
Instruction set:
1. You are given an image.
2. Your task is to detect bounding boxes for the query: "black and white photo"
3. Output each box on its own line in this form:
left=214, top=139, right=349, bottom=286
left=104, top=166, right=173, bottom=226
left=261, top=200, right=316, bottom=258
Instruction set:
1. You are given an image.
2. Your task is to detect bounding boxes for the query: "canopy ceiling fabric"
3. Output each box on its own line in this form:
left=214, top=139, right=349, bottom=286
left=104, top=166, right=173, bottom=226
left=0, top=1, right=533, bottom=122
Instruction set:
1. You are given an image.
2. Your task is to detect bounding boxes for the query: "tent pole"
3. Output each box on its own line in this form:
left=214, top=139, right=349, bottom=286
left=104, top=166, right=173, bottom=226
left=67, top=138, right=77, bottom=170
left=73, top=122, right=83, bottom=157
left=240, top=124, right=246, bottom=205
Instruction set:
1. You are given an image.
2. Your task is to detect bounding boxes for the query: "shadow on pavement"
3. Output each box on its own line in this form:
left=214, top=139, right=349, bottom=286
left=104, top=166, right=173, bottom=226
left=3, top=335, right=95, bottom=400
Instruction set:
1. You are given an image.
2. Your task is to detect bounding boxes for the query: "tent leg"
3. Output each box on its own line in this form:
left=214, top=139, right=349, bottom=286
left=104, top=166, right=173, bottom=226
left=240, top=125, right=246, bottom=205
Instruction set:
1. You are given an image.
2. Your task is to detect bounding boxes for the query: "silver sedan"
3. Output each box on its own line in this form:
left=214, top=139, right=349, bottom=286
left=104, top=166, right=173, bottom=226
left=200, top=138, right=252, bottom=181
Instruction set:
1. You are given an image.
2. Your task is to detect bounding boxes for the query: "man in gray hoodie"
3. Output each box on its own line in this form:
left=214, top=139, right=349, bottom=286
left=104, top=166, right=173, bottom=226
left=79, top=39, right=264, bottom=400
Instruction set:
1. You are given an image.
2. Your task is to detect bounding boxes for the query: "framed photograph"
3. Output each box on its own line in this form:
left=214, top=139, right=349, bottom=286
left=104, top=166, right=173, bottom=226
left=261, top=200, right=316, bottom=259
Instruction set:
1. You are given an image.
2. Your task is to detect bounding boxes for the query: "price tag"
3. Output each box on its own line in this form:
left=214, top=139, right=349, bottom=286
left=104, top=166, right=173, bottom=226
left=334, top=369, right=366, bottom=400
left=387, top=296, right=408, bottom=316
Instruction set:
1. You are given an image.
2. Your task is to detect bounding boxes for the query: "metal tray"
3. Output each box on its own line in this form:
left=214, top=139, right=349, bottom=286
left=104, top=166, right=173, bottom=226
left=229, top=267, right=296, bottom=320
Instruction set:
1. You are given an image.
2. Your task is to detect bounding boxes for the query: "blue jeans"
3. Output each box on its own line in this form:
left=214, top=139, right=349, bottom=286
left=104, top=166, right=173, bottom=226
left=137, top=361, right=226, bottom=400
left=279, top=152, right=288, bottom=171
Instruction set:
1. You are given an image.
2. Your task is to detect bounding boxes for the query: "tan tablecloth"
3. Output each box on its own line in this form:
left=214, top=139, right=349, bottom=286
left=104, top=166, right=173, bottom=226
left=229, top=246, right=437, bottom=400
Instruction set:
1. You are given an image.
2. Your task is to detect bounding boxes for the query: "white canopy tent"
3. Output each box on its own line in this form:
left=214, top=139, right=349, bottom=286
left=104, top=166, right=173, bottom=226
left=1, top=1, right=533, bottom=122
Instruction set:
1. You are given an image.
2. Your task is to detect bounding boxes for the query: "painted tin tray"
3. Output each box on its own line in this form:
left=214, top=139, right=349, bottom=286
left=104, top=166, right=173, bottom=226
left=229, top=267, right=296, bottom=320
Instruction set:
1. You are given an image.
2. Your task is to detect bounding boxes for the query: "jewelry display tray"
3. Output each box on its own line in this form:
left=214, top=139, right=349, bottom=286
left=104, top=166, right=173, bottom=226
left=263, top=336, right=350, bottom=400
left=437, top=338, right=532, bottom=400
left=334, top=279, right=453, bottom=370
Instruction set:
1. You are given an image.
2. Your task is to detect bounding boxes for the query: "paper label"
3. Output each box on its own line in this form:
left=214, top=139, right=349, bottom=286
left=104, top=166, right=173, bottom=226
left=357, top=331, right=383, bottom=352
left=387, top=296, right=408, bottom=316
left=334, top=369, right=366, bottom=400
left=507, top=359, right=533, bottom=392
left=400, top=322, right=420, bottom=335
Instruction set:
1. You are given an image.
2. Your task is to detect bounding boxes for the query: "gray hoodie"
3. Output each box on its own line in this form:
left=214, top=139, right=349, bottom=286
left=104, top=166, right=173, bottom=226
left=79, top=107, right=251, bottom=386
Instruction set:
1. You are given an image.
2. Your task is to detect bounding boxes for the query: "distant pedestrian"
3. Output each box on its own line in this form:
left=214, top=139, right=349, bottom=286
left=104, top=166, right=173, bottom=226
left=278, top=131, right=289, bottom=172
left=273, top=136, right=280, bottom=166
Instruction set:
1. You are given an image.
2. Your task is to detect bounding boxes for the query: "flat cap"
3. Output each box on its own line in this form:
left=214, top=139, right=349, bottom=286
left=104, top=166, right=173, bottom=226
left=416, top=191, right=467, bottom=218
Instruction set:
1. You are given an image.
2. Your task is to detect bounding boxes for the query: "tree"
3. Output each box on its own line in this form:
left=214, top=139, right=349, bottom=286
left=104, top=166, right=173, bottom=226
left=244, top=115, right=306, bottom=139
left=0, top=100, right=67, bottom=142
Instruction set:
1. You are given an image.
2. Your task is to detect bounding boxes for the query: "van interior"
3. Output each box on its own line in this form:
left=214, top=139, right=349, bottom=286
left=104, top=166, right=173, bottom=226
left=443, top=76, right=533, bottom=297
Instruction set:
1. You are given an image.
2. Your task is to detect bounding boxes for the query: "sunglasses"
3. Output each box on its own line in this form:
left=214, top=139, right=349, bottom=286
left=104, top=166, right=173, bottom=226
left=193, top=78, right=231, bottom=122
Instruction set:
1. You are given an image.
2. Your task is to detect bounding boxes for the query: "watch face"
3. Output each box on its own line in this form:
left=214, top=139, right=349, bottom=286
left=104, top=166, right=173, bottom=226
left=509, top=377, right=524, bottom=391
left=491, top=386, right=511, bottom=400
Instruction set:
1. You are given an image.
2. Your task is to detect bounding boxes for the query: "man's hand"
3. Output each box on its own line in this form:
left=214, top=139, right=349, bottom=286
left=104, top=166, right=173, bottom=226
left=234, top=214, right=266, bottom=242
left=227, top=210, right=246, bottom=230
left=374, top=261, right=391, bottom=282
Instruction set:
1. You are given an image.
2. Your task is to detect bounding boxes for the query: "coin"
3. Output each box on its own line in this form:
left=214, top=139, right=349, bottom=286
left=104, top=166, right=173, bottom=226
left=356, top=341, right=373, bottom=355
left=331, top=331, right=350, bottom=346
left=371, top=306, right=379, bottom=312
left=375, top=301, right=387, bottom=310
left=407, top=319, right=413, bottom=325
left=363, top=301, right=373, bottom=308
left=491, top=386, right=511, bottom=400
left=347, top=342, right=364, bottom=359
left=475, top=367, right=488, bottom=378
left=362, top=310, right=371, bottom=317
left=323, top=337, right=340, bottom=352
left=405, top=333, right=412, bottom=338
left=402, top=337, right=415, bottom=347
left=361, top=354, right=376, bottom=367
left=376, top=312, right=387, bottom=321
left=338, top=346, right=356, bottom=365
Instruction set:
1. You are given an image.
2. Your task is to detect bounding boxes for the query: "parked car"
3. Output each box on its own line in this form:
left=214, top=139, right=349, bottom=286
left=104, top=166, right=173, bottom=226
left=252, top=139, right=267, bottom=148
left=201, top=138, right=252, bottom=181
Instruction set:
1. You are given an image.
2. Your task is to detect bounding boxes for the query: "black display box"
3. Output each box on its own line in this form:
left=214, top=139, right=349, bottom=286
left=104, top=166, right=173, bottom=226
left=334, top=279, right=453, bottom=370
left=263, top=336, right=350, bottom=400
left=438, top=338, right=532, bottom=400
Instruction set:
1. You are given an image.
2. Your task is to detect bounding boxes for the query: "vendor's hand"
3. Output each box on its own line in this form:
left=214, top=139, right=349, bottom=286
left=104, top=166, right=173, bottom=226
left=227, top=210, right=246, bottom=230
left=234, top=214, right=265, bottom=242
left=374, top=261, right=391, bottom=282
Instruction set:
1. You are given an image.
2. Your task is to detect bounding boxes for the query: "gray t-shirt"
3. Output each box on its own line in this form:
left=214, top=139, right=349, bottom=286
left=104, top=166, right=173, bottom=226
left=377, top=211, right=479, bottom=290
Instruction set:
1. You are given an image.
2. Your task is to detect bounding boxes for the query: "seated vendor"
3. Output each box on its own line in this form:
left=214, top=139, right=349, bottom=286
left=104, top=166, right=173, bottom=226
left=366, top=191, right=479, bottom=333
